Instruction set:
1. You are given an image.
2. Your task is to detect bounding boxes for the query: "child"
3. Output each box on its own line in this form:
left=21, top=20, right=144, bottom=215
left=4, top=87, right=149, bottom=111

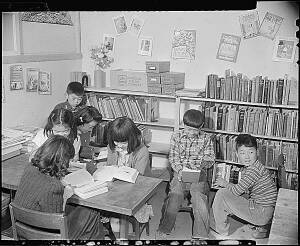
left=156, top=109, right=215, bottom=240
left=30, top=108, right=81, bottom=161
left=54, top=81, right=87, bottom=120
left=13, top=135, right=106, bottom=239
left=106, top=116, right=153, bottom=223
left=211, top=134, right=278, bottom=239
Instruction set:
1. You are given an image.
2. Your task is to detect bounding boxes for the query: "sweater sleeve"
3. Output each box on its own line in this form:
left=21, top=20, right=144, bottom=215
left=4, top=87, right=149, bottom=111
left=169, top=133, right=183, bottom=173
left=201, top=134, right=215, bottom=169
left=133, top=146, right=150, bottom=176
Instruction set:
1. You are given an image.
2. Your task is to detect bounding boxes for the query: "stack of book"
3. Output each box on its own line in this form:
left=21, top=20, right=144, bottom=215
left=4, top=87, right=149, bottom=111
left=86, top=92, right=159, bottom=122
left=2, top=128, right=27, bottom=160
left=205, top=70, right=298, bottom=106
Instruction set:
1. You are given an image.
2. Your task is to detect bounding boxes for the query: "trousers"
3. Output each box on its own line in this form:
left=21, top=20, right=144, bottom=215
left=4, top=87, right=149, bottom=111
left=158, top=172, right=210, bottom=238
left=211, top=188, right=275, bottom=236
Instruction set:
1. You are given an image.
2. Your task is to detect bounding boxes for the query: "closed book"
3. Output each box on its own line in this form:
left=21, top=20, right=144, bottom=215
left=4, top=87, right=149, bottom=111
left=257, top=77, right=264, bottom=103
left=251, top=78, right=256, bottom=103
left=216, top=105, right=223, bottom=130
left=212, top=162, right=226, bottom=188
left=288, top=77, right=298, bottom=105
left=243, top=77, right=248, bottom=102
left=216, top=78, right=221, bottom=99
left=231, top=75, right=237, bottom=101
left=263, top=78, right=269, bottom=104
left=248, top=79, right=252, bottom=102
left=277, top=79, right=284, bottom=104
left=75, top=186, right=108, bottom=199
left=237, top=107, right=246, bottom=132
left=220, top=77, right=225, bottom=99
left=237, top=73, right=243, bottom=101
left=181, top=167, right=201, bottom=183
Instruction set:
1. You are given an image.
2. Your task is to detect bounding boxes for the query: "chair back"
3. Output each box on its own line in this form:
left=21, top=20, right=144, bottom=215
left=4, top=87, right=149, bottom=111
left=9, top=202, right=68, bottom=240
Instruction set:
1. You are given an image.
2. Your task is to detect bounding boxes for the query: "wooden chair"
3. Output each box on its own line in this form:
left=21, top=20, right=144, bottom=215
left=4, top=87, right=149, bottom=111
left=9, top=202, right=68, bottom=240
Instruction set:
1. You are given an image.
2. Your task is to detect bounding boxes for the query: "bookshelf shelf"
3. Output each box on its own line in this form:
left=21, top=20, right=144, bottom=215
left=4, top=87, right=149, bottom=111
left=102, top=117, right=175, bottom=128
left=148, top=142, right=169, bottom=155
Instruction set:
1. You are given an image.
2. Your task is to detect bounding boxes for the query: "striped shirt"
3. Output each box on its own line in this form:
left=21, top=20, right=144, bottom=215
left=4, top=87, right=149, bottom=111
left=227, top=160, right=278, bottom=207
left=169, top=129, right=215, bottom=173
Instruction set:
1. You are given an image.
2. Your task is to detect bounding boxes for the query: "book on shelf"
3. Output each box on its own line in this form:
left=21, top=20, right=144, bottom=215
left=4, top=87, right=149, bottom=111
left=181, top=167, right=201, bottom=183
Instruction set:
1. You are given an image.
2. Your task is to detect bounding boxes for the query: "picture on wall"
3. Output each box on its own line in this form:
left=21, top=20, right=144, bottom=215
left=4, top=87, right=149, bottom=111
left=258, top=12, right=284, bottom=40
left=103, top=34, right=115, bottom=52
left=216, top=33, right=241, bottom=63
left=21, top=12, right=73, bottom=26
left=10, top=65, right=24, bottom=90
left=129, top=16, right=144, bottom=37
left=38, top=71, right=51, bottom=95
left=113, top=15, right=127, bottom=35
left=272, top=36, right=297, bottom=62
left=138, top=37, right=153, bottom=56
left=26, top=68, right=39, bottom=92
left=171, top=29, right=196, bottom=60
left=239, top=11, right=260, bottom=39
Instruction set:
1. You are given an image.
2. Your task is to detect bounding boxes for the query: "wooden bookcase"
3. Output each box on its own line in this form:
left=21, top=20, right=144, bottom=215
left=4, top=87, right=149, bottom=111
left=84, top=87, right=298, bottom=186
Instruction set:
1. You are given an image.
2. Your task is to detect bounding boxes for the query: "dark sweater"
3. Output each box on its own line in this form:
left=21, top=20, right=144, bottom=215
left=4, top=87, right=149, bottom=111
left=13, top=163, right=64, bottom=213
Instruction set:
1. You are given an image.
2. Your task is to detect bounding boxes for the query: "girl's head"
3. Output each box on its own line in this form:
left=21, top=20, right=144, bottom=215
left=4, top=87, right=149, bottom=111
left=235, top=134, right=258, bottom=166
left=76, top=106, right=102, bottom=133
left=31, top=135, right=75, bottom=179
left=107, top=116, right=141, bottom=154
left=44, top=108, right=77, bottom=141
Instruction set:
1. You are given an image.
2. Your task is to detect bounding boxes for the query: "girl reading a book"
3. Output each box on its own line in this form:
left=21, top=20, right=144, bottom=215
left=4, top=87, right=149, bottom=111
left=13, top=135, right=106, bottom=239
left=75, top=106, right=102, bottom=135
left=106, top=116, right=153, bottom=223
left=211, top=134, right=278, bottom=239
left=29, top=108, right=81, bottom=161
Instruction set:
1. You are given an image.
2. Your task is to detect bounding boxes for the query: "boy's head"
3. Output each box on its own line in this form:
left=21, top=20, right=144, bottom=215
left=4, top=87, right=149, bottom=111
left=183, top=109, right=204, bottom=129
left=66, top=82, right=84, bottom=108
left=235, top=134, right=258, bottom=166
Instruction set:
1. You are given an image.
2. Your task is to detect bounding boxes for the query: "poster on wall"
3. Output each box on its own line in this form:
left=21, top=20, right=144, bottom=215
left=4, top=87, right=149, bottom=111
left=272, top=36, right=297, bottom=63
left=113, top=15, right=127, bottom=35
left=171, top=29, right=196, bottom=60
left=128, top=16, right=144, bottom=37
left=2, top=77, right=5, bottom=103
left=21, top=12, right=73, bottom=26
left=138, top=37, right=153, bottom=56
left=26, top=68, right=39, bottom=92
left=239, top=11, right=260, bottom=39
left=103, top=34, right=115, bottom=52
left=258, top=12, right=284, bottom=40
left=216, top=33, right=241, bottom=63
left=10, top=65, right=24, bottom=90
left=38, top=71, right=51, bottom=95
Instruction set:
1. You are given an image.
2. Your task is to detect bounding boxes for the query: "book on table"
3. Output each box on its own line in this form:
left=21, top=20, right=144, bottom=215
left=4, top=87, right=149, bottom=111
left=181, top=166, right=201, bottom=183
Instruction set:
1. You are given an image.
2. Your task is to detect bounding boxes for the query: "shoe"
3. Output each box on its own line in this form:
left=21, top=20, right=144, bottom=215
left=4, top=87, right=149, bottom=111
left=155, top=230, right=168, bottom=240
left=209, top=229, right=231, bottom=240
left=251, top=226, right=268, bottom=239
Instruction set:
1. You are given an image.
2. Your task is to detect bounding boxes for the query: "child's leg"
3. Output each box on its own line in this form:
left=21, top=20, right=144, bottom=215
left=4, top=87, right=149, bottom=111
left=211, top=188, right=274, bottom=236
left=190, top=181, right=210, bottom=239
left=157, top=174, right=184, bottom=234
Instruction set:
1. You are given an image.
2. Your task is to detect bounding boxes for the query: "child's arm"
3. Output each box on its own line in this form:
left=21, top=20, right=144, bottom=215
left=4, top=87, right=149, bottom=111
left=133, top=145, right=150, bottom=175
left=169, top=133, right=183, bottom=179
left=202, top=134, right=216, bottom=168
left=72, top=135, right=81, bottom=162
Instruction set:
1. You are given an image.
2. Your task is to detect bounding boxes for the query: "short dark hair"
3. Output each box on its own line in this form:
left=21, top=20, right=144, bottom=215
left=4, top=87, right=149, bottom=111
left=107, top=117, right=141, bottom=154
left=76, top=106, right=102, bottom=126
left=183, top=109, right=204, bottom=129
left=66, top=82, right=84, bottom=96
left=31, top=135, right=75, bottom=179
left=235, top=134, right=258, bottom=150
left=44, top=108, right=77, bottom=142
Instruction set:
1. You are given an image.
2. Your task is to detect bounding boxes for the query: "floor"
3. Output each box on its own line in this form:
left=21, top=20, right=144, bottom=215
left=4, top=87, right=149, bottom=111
left=1, top=182, right=269, bottom=244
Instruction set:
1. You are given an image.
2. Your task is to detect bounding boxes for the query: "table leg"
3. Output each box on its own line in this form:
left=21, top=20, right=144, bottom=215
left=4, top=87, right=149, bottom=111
left=119, top=215, right=129, bottom=239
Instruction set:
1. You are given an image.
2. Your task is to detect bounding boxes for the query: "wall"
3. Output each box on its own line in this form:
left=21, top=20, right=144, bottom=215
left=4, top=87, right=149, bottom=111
left=2, top=12, right=82, bottom=128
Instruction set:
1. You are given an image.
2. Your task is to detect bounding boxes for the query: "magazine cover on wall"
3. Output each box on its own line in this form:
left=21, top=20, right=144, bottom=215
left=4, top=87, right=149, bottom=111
left=38, top=71, right=51, bottom=95
left=138, top=37, right=153, bottom=56
left=171, top=29, right=196, bottom=60
left=239, top=10, right=260, bottom=39
left=21, top=12, right=73, bottom=25
left=216, top=33, right=241, bottom=63
left=10, top=65, right=24, bottom=90
left=103, top=34, right=115, bottom=52
left=128, top=16, right=144, bottom=37
left=258, top=12, right=284, bottom=40
left=113, top=15, right=127, bottom=35
left=272, top=36, right=297, bottom=63
left=26, top=68, right=39, bottom=92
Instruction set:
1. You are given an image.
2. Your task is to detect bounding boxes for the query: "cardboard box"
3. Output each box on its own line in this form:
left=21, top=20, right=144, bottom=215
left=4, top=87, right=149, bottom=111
left=147, top=73, right=161, bottom=86
left=148, top=85, right=162, bottom=94
left=110, top=69, right=147, bottom=92
left=162, top=84, right=184, bottom=95
left=146, top=61, right=170, bottom=73
left=160, top=72, right=185, bottom=86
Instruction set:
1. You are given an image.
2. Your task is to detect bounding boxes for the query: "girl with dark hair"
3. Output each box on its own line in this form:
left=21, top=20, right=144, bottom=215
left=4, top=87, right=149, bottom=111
left=76, top=106, right=102, bottom=134
left=13, top=135, right=106, bottom=240
left=30, top=108, right=81, bottom=161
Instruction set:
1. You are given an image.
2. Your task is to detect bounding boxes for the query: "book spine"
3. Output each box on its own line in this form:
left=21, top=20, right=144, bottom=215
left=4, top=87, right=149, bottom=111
left=277, top=79, right=284, bottom=105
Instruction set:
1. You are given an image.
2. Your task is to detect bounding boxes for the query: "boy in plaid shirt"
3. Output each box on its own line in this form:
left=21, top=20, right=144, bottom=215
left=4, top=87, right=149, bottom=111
left=157, top=109, right=215, bottom=239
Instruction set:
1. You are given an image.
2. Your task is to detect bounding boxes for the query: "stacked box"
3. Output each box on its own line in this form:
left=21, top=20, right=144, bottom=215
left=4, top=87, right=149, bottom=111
left=160, top=72, right=185, bottom=95
left=146, top=61, right=170, bottom=73
left=147, top=73, right=162, bottom=94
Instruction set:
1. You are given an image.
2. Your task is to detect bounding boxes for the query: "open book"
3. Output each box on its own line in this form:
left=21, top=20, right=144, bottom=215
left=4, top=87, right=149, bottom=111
left=62, top=169, right=108, bottom=199
left=93, top=165, right=139, bottom=184
left=211, top=163, right=242, bottom=189
left=181, top=167, right=201, bottom=183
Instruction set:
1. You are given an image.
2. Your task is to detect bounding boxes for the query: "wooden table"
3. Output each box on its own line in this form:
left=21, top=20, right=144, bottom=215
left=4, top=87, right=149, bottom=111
left=268, top=188, right=298, bottom=245
left=2, top=153, right=163, bottom=239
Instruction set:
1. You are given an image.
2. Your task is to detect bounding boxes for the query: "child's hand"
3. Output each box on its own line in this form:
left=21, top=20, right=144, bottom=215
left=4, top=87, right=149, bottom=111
left=215, top=177, right=228, bottom=187
left=63, top=185, right=74, bottom=211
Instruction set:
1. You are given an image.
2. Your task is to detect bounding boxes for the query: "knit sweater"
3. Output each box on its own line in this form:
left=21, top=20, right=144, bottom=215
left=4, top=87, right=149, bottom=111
left=13, top=163, right=64, bottom=213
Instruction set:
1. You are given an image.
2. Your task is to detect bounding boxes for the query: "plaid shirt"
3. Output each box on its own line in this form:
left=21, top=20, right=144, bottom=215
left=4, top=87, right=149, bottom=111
left=169, top=129, right=215, bottom=173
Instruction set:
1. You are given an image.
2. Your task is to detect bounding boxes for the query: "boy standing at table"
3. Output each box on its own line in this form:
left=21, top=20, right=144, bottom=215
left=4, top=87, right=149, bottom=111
left=156, top=109, right=215, bottom=240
